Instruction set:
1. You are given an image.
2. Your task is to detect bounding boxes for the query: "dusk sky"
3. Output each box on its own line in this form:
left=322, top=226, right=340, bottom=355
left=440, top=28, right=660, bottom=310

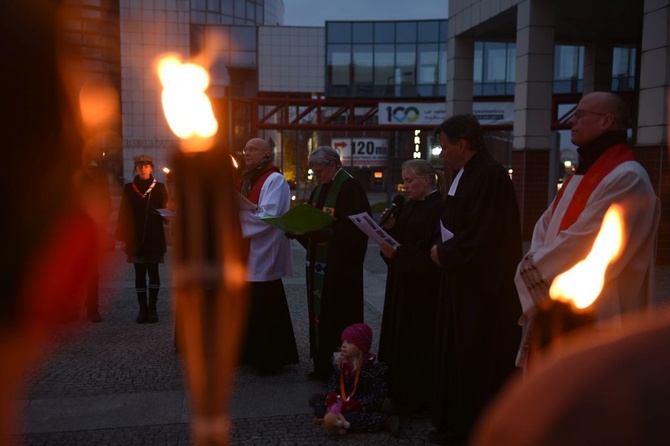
left=282, top=0, right=449, bottom=27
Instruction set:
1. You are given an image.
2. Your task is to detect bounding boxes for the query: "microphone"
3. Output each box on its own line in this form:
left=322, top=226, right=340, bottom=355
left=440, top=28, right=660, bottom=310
left=379, top=194, right=405, bottom=226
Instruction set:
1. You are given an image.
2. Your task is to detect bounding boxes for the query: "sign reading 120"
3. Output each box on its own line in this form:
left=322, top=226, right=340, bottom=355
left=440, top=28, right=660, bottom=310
left=331, top=138, right=388, bottom=167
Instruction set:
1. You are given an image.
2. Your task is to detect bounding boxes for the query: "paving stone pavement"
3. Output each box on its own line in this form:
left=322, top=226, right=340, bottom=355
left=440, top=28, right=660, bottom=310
left=17, top=229, right=436, bottom=445
left=15, top=191, right=670, bottom=445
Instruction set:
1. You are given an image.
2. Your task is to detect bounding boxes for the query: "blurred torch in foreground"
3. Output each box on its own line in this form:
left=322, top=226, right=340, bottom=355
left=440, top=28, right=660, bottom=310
left=157, top=54, right=248, bottom=446
left=533, top=204, right=625, bottom=354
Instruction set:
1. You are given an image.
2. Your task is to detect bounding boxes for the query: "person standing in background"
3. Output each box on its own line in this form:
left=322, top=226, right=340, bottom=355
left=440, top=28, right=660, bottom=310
left=429, top=114, right=523, bottom=445
left=378, top=159, right=443, bottom=417
left=116, top=154, right=169, bottom=324
left=237, top=137, right=299, bottom=375
left=76, top=160, right=113, bottom=322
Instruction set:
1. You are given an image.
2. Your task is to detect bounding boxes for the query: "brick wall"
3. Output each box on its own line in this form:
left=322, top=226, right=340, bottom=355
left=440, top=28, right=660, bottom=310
left=511, top=149, right=551, bottom=239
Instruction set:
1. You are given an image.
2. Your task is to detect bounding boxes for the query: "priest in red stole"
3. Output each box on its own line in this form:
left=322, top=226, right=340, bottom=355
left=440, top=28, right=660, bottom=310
left=515, top=91, right=660, bottom=368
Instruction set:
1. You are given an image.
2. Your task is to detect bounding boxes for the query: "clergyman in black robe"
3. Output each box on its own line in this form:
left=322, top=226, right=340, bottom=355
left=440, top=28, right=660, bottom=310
left=429, top=114, right=523, bottom=445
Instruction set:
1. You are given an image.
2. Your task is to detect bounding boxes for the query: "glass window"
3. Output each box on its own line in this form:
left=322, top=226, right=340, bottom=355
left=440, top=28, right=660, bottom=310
left=327, top=22, right=352, bottom=43
left=353, top=22, right=373, bottom=43
left=396, top=21, right=417, bottom=43
left=211, top=54, right=230, bottom=85
left=374, top=44, right=394, bottom=84
left=417, top=21, right=439, bottom=42
left=206, top=0, right=220, bottom=12
left=483, top=42, right=508, bottom=82
left=246, top=2, right=255, bottom=21
left=554, top=45, right=581, bottom=81
left=396, top=43, right=416, bottom=84
left=230, top=26, right=256, bottom=51
left=439, top=20, right=448, bottom=42
left=612, top=46, right=635, bottom=77
left=473, top=42, right=483, bottom=83
left=506, top=44, right=516, bottom=83
left=230, top=51, right=256, bottom=67
left=234, top=0, right=245, bottom=19
left=353, top=44, right=374, bottom=83
left=438, top=43, right=447, bottom=85
left=612, top=46, right=636, bottom=91
left=207, top=26, right=230, bottom=51
left=222, top=0, right=233, bottom=15
left=328, top=44, right=351, bottom=85
left=192, top=0, right=206, bottom=10
left=374, top=22, right=394, bottom=43
left=416, top=85, right=436, bottom=97
left=256, top=4, right=264, bottom=23
left=417, top=43, right=438, bottom=84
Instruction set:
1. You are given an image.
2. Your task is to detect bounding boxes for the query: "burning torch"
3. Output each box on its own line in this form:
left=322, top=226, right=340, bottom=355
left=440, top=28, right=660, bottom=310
left=532, top=204, right=625, bottom=356
left=157, top=54, right=249, bottom=446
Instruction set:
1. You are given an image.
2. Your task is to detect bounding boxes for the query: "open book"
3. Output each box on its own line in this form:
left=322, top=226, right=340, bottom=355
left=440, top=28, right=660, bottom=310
left=260, top=203, right=336, bottom=234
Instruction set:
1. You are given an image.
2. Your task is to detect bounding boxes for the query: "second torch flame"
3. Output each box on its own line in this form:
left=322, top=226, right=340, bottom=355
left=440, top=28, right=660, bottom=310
left=549, top=204, right=625, bottom=310
left=157, top=54, right=218, bottom=152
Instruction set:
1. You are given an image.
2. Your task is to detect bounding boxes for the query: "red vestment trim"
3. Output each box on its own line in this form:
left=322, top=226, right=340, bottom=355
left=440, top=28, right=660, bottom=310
left=552, top=143, right=635, bottom=232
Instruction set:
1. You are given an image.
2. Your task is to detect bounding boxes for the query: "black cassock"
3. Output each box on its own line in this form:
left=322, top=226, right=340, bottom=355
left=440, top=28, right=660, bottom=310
left=379, top=190, right=443, bottom=411
left=305, top=176, right=371, bottom=377
left=432, top=149, right=522, bottom=442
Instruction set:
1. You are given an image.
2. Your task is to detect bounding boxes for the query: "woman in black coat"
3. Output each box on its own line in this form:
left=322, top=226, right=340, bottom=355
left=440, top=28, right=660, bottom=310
left=116, top=154, right=169, bottom=323
left=378, top=159, right=444, bottom=416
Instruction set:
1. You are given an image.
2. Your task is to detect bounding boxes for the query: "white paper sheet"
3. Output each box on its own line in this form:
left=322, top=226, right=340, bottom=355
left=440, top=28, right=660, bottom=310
left=440, top=220, right=454, bottom=242
left=348, top=212, right=400, bottom=249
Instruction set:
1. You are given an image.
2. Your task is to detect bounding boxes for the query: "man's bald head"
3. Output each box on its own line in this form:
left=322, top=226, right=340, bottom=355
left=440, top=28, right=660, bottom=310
left=569, top=92, right=630, bottom=146
left=246, top=138, right=271, bottom=153
left=586, top=91, right=630, bottom=130
left=243, top=138, right=273, bottom=169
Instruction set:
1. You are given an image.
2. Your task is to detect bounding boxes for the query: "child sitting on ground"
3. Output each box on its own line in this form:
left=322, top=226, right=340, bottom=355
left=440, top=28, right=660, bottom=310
left=311, top=323, right=399, bottom=436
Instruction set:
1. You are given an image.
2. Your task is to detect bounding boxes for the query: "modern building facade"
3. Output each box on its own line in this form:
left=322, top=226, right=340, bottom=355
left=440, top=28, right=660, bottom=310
left=444, top=0, right=668, bottom=261
left=62, top=0, right=667, bottom=262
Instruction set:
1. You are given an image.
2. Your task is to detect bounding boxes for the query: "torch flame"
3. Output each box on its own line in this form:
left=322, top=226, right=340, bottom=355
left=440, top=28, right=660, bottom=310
left=157, top=54, right=218, bottom=152
left=549, top=204, right=625, bottom=310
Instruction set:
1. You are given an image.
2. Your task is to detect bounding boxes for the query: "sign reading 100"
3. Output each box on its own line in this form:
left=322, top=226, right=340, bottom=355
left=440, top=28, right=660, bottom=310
left=385, top=105, right=420, bottom=124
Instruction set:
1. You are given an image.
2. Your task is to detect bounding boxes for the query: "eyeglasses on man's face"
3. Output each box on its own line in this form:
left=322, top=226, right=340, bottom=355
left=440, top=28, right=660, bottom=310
left=572, top=109, right=609, bottom=120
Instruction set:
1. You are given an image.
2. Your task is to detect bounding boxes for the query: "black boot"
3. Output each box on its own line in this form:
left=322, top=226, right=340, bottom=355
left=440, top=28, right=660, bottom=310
left=136, top=292, right=148, bottom=324
left=146, top=287, right=159, bottom=323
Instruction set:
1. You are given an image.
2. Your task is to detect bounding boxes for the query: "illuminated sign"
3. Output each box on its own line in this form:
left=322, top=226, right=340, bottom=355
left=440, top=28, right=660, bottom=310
left=378, top=102, right=514, bottom=125
left=331, top=138, right=388, bottom=167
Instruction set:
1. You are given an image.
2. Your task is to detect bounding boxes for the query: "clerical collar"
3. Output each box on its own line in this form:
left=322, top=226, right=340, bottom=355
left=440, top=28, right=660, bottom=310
left=576, top=130, right=628, bottom=174
left=448, top=168, right=464, bottom=196
left=329, top=167, right=343, bottom=182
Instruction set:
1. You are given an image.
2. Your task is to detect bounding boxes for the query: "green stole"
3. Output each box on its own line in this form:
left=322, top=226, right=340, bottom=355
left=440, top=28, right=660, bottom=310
left=307, top=168, right=351, bottom=354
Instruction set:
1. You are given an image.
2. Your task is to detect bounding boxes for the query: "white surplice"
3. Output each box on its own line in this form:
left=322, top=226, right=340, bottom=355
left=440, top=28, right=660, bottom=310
left=238, top=172, right=294, bottom=281
left=516, top=160, right=660, bottom=325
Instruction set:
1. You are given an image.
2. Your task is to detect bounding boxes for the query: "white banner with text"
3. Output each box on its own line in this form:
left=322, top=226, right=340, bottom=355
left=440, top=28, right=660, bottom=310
left=378, top=102, right=514, bottom=126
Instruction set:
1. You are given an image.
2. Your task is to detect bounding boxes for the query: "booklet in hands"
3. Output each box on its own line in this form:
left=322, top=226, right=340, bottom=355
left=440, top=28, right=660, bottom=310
left=260, top=203, right=336, bottom=234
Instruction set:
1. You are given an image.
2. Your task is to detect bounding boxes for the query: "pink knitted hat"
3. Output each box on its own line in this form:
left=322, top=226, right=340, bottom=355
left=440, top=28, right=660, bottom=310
left=341, top=323, right=372, bottom=354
